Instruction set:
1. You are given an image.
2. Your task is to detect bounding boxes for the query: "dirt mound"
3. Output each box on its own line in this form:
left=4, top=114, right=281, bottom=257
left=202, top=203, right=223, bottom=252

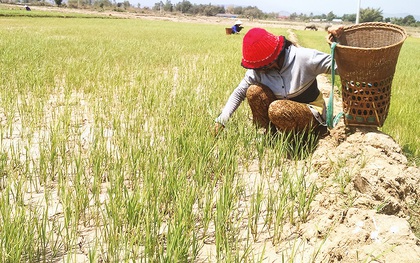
left=274, top=61, right=419, bottom=261
left=307, top=119, right=420, bottom=261
left=318, top=126, right=418, bottom=216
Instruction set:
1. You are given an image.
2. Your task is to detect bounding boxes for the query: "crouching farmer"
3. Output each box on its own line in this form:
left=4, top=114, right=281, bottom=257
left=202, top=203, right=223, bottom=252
left=213, top=27, right=342, bottom=138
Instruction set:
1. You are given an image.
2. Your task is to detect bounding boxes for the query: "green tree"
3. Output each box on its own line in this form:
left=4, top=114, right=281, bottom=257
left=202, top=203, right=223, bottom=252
left=202, top=4, right=224, bottom=16
left=402, top=15, right=417, bottom=26
left=153, top=1, right=163, bottom=11
left=342, top=13, right=356, bottom=23
left=326, top=11, right=336, bottom=21
left=163, top=0, right=173, bottom=12
left=54, top=0, right=63, bottom=6
left=289, top=12, right=298, bottom=20
left=232, top=6, right=243, bottom=15
left=116, top=1, right=130, bottom=9
left=360, top=7, right=383, bottom=22
left=174, top=0, right=192, bottom=13
left=242, top=6, right=264, bottom=19
left=93, top=0, right=113, bottom=8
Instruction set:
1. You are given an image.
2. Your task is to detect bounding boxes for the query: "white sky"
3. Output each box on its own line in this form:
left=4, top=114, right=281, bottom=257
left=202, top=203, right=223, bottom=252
left=135, top=0, right=420, bottom=17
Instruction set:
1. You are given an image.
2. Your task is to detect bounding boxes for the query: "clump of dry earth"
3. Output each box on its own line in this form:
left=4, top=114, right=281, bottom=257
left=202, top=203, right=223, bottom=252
left=307, top=117, right=420, bottom=262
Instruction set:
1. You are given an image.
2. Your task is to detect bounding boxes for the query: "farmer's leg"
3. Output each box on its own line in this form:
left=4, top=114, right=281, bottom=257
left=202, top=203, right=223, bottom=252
left=268, top=100, right=317, bottom=133
left=246, top=84, right=277, bottom=130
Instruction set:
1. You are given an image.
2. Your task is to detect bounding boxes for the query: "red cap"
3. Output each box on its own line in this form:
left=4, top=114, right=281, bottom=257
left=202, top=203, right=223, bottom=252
left=241, top=28, right=285, bottom=69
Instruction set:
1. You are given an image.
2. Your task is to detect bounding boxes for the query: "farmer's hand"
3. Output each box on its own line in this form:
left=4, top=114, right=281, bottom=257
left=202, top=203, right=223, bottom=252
left=328, top=26, right=344, bottom=42
left=212, top=122, right=225, bottom=137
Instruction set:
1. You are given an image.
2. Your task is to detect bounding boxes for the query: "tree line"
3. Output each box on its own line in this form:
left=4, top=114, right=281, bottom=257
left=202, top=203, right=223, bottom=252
left=148, top=1, right=419, bottom=27
left=298, top=7, right=419, bottom=27
left=14, top=0, right=419, bottom=26
left=151, top=0, right=275, bottom=19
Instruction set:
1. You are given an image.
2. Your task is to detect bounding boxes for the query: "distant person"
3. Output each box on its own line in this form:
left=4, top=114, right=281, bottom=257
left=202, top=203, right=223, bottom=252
left=24, top=5, right=31, bottom=11
left=213, top=27, right=343, bottom=137
left=231, top=20, right=244, bottom=34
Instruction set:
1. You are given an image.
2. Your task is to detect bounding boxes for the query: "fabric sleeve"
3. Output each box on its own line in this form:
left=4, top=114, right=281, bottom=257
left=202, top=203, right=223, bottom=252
left=215, top=78, right=250, bottom=126
left=310, top=50, right=339, bottom=75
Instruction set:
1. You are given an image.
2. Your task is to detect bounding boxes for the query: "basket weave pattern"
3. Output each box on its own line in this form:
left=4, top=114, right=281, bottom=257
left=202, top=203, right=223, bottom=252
left=330, top=22, right=407, bottom=127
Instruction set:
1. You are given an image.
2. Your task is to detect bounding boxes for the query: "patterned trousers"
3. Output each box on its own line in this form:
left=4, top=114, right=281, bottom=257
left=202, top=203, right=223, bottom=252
left=246, top=84, right=319, bottom=134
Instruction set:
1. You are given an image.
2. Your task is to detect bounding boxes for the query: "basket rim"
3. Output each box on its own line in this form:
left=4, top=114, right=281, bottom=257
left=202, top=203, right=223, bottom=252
left=327, top=22, right=407, bottom=51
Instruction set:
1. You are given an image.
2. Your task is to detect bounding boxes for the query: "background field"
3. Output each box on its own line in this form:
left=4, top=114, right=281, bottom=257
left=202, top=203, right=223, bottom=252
left=0, top=9, right=419, bottom=262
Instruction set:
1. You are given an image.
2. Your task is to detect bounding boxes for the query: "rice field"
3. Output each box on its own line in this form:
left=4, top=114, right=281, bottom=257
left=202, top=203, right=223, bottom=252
left=0, top=9, right=419, bottom=262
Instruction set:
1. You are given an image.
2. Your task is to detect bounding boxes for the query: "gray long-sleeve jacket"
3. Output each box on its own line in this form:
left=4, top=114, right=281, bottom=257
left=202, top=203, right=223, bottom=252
left=215, top=45, right=336, bottom=126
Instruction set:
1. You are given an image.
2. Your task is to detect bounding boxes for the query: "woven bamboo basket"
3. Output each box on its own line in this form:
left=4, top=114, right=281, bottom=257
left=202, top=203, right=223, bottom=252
left=328, top=22, right=407, bottom=127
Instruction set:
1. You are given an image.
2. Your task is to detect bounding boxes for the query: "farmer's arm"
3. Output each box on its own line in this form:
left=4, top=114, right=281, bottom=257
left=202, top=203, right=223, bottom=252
left=215, top=78, right=249, bottom=126
left=310, top=50, right=339, bottom=75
